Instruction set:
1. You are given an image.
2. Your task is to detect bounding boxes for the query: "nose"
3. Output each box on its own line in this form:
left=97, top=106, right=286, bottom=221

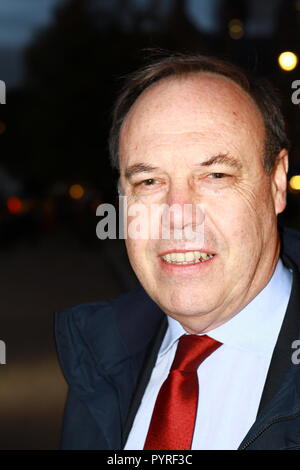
left=162, top=182, right=205, bottom=236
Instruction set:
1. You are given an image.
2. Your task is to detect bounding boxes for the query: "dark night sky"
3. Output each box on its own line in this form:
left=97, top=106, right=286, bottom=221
left=1, top=0, right=300, bottom=450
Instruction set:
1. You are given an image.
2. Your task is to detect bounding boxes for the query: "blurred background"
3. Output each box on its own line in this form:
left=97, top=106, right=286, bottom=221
left=1, top=0, right=300, bottom=450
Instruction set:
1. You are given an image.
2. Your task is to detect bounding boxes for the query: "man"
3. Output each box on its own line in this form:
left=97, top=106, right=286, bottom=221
left=55, top=53, right=300, bottom=450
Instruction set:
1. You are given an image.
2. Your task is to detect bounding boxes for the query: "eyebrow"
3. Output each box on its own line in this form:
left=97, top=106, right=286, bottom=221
left=124, top=153, right=242, bottom=179
left=124, top=163, right=159, bottom=180
left=196, top=153, right=242, bottom=170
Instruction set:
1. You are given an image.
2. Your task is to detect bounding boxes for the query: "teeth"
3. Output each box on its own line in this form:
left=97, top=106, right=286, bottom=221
left=185, top=252, right=194, bottom=262
left=175, top=252, right=185, bottom=262
left=161, top=251, right=215, bottom=264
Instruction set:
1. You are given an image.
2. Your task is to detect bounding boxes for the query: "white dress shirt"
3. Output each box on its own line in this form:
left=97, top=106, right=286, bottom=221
left=124, top=258, right=293, bottom=450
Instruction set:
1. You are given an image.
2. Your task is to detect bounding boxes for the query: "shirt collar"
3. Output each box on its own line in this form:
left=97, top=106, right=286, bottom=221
left=159, top=258, right=292, bottom=358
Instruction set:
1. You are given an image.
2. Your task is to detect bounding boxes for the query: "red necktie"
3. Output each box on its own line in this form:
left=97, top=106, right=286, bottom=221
left=143, top=334, right=222, bottom=450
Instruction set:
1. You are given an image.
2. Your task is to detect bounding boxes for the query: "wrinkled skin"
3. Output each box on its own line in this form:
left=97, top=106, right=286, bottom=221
left=119, top=73, right=288, bottom=333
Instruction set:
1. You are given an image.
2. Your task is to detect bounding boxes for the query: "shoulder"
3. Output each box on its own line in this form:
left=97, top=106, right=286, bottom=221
left=55, top=285, right=154, bottom=341
left=54, top=286, right=150, bottom=385
left=55, top=300, right=112, bottom=343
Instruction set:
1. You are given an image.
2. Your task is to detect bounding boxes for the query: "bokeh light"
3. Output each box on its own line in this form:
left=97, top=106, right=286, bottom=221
left=228, top=19, right=244, bottom=40
left=7, top=197, right=22, bottom=214
left=290, top=175, right=300, bottom=191
left=69, top=184, right=85, bottom=200
left=278, top=51, right=298, bottom=71
left=0, top=121, right=7, bottom=134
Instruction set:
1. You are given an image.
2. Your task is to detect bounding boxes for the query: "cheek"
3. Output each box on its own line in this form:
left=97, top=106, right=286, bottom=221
left=208, top=194, right=266, bottom=251
left=125, top=237, right=154, bottom=276
left=125, top=237, right=141, bottom=262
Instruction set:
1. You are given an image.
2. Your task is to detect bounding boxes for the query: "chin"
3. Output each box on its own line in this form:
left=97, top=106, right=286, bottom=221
left=157, top=294, right=215, bottom=319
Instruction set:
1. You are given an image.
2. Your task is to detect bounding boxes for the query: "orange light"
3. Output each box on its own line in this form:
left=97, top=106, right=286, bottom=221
left=69, top=184, right=84, bottom=200
left=7, top=197, right=22, bottom=214
left=0, top=121, right=6, bottom=135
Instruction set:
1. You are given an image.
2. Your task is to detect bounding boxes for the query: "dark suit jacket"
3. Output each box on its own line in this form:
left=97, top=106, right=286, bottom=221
left=55, top=226, right=300, bottom=450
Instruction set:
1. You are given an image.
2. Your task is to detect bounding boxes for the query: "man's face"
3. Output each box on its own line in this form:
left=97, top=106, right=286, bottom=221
left=119, top=73, right=287, bottom=333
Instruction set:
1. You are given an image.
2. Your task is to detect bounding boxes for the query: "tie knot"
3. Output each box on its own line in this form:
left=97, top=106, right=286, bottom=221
left=171, top=334, right=222, bottom=373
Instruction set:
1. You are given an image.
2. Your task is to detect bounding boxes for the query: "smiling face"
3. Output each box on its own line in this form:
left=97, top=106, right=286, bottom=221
left=119, top=73, right=288, bottom=333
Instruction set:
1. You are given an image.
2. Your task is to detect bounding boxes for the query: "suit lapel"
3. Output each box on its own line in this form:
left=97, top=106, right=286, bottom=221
left=257, top=255, right=300, bottom=414
left=109, top=287, right=167, bottom=448
left=121, top=315, right=167, bottom=447
left=58, top=286, right=166, bottom=450
left=237, top=255, right=300, bottom=448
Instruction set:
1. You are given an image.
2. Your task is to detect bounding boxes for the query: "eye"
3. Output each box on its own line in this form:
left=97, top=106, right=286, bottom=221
left=135, top=178, right=158, bottom=187
left=208, top=172, right=227, bottom=179
left=142, top=178, right=156, bottom=185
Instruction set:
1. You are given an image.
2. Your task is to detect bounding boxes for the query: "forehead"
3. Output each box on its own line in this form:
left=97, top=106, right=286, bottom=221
left=119, top=73, right=265, bottom=165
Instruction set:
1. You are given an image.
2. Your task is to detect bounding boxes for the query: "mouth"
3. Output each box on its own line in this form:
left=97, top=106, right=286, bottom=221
left=159, top=250, right=216, bottom=266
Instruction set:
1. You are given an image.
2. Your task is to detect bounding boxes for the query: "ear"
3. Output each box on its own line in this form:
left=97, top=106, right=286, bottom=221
left=271, top=148, right=289, bottom=215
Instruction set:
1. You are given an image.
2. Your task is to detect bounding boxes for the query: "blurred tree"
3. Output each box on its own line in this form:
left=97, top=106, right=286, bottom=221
left=9, top=0, right=296, bottom=201
left=15, top=0, right=210, bottom=199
